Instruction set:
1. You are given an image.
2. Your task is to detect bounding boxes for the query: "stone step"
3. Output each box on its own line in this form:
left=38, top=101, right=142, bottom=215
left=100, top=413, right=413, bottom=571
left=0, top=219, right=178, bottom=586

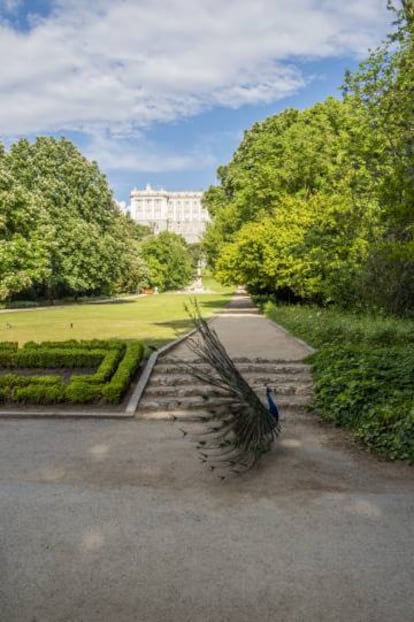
left=154, top=362, right=311, bottom=376
left=144, top=383, right=312, bottom=398
left=161, top=357, right=307, bottom=365
left=148, top=372, right=312, bottom=388
left=139, top=393, right=310, bottom=412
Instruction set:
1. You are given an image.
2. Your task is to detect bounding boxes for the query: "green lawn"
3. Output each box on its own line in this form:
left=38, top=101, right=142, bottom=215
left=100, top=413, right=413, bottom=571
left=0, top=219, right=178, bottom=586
left=0, top=292, right=232, bottom=347
left=202, top=272, right=230, bottom=294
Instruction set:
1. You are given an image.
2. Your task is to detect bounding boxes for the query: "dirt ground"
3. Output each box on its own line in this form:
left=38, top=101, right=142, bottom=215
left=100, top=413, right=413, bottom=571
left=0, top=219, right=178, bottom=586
left=0, top=413, right=413, bottom=622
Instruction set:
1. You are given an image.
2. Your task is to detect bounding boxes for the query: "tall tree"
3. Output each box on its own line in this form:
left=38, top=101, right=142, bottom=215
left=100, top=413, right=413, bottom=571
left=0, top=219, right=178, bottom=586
left=1, top=137, right=149, bottom=300
left=142, top=231, right=193, bottom=291
left=0, top=158, right=52, bottom=300
left=343, top=0, right=414, bottom=314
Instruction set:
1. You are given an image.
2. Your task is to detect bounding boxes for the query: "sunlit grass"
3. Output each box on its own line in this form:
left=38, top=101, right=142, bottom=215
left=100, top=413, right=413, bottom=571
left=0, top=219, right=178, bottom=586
left=202, top=272, right=232, bottom=294
left=265, top=302, right=414, bottom=347
left=0, top=292, right=232, bottom=347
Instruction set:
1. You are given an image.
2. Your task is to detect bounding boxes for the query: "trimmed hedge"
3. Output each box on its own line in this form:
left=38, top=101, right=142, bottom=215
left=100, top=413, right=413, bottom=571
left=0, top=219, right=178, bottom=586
left=70, top=345, right=125, bottom=385
left=102, top=342, right=144, bottom=403
left=0, top=339, right=144, bottom=406
left=0, top=348, right=104, bottom=369
left=23, top=339, right=124, bottom=350
left=0, top=342, right=18, bottom=351
left=13, top=384, right=66, bottom=404
left=65, top=382, right=103, bottom=404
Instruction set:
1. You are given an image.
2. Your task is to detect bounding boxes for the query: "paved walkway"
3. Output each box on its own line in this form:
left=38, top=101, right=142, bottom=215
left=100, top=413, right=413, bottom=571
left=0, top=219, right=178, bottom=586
left=0, top=296, right=413, bottom=622
left=171, top=293, right=313, bottom=360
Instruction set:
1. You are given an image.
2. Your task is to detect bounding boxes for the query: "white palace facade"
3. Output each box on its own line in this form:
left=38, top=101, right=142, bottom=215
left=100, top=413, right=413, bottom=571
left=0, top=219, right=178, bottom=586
left=128, top=185, right=208, bottom=244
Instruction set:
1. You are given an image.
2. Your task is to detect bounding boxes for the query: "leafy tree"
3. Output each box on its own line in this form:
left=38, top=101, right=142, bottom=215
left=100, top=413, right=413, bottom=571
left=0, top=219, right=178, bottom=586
left=203, top=98, right=377, bottom=263
left=343, top=0, right=414, bottom=315
left=1, top=136, right=149, bottom=300
left=204, top=97, right=382, bottom=304
left=0, top=162, right=52, bottom=300
left=204, top=2, right=414, bottom=315
left=142, top=231, right=193, bottom=291
left=215, top=191, right=380, bottom=305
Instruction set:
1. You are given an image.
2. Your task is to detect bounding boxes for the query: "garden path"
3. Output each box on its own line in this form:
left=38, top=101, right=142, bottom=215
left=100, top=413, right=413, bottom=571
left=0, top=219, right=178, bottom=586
left=137, top=293, right=314, bottom=416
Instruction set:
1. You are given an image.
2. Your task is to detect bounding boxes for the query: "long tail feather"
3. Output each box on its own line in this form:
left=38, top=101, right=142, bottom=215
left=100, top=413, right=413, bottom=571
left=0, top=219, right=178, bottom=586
left=182, top=299, right=280, bottom=474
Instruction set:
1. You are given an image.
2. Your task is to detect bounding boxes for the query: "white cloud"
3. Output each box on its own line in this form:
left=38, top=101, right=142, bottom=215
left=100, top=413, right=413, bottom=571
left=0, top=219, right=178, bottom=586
left=0, top=0, right=390, bottom=137
left=84, top=131, right=217, bottom=173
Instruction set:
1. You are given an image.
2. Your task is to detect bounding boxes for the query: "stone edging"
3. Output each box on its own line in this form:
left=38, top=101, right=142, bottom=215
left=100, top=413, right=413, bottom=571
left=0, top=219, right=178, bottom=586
left=125, top=328, right=198, bottom=414
left=0, top=409, right=131, bottom=419
left=266, top=318, right=316, bottom=354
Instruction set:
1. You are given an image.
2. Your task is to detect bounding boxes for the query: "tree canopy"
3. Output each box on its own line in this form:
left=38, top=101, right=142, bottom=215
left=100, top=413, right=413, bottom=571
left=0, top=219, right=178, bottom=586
left=203, top=1, right=414, bottom=316
left=142, top=231, right=194, bottom=291
left=0, top=137, right=149, bottom=301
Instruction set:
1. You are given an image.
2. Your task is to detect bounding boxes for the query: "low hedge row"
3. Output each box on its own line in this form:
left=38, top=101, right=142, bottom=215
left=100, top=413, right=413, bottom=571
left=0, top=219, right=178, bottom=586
left=0, top=342, right=18, bottom=351
left=0, top=340, right=144, bottom=405
left=0, top=348, right=105, bottom=369
left=23, top=339, right=124, bottom=350
left=70, top=345, right=125, bottom=384
left=66, top=343, right=145, bottom=404
left=102, top=342, right=144, bottom=403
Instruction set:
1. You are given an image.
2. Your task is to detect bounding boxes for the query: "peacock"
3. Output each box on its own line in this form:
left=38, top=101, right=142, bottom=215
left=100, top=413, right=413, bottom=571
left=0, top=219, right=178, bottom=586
left=182, top=300, right=281, bottom=476
left=266, top=386, right=280, bottom=422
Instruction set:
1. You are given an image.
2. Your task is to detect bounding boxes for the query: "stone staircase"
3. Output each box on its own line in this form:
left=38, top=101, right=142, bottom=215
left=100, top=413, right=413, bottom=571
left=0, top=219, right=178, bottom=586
left=137, top=355, right=313, bottom=419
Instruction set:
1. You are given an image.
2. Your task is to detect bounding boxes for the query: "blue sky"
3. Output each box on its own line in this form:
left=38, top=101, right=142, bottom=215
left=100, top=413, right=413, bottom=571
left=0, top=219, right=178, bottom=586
left=0, top=0, right=391, bottom=203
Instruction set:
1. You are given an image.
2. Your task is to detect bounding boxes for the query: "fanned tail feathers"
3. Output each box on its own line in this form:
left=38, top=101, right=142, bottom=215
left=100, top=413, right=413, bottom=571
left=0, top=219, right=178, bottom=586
left=182, top=300, right=281, bottom=475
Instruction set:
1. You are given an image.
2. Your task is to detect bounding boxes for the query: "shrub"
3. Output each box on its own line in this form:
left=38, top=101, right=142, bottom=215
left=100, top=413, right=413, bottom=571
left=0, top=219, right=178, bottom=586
left=23, top=339, right=124, bottom=350
left=0, top=373, right=23, bottom=388
left=13, top=383, right=66, bottom=404
left=266, top=303, right=414, bottom=462
left=70, top=346, right=125, bottom=385
left=65, top=382, right=102, bottom=404
left=0, top=348, right=104, bottom=369
left=0, top=339, right=144, bottom=406
left=308, top=345, right=414, bottom=462
left=0, top=373, right=61, bottom=393
left=102, top=342, right=144, bottom=403
left=0, top=342, right=18, bottom=351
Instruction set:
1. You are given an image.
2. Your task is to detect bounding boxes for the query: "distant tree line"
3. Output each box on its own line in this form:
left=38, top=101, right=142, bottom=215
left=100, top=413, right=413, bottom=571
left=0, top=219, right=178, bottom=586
left=0, top=137, right=194, bottom=302
left=203, top=1, right=414, bottom=316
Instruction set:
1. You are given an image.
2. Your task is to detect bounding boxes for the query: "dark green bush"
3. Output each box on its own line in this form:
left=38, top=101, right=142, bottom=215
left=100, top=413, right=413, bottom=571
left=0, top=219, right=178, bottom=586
left=0, top=342, right=18, bottom=351
left=65, top=382, right=102, bottom=404
left=308, top=345, right=414, bottom=462
left=356, top=405, right=414, bottom=462
left=23, top=339, right=124, bottom=350
left=0, top=339, right=144, bottom=406
left=0, top=348, right=104, bottom=369
left=13, top=383, right=66, bottom=404
left=70, top=346, right=124, bottom=384
left=102, top=342, right=144, bottom=403
left=265, top=303, right=414, bottom=462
